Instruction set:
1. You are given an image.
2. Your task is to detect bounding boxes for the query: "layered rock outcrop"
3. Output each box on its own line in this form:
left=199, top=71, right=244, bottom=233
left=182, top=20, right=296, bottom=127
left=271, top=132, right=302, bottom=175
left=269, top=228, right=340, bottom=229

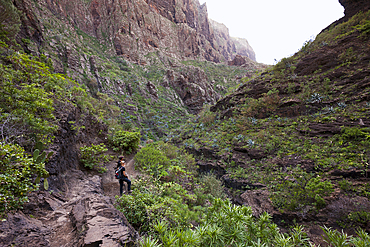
left=228, top=54, right=260, bottom=69
left=339, top=0, right=370, bottom=19
left=18, top=0, right=255, bottom=64
left=0, top=171, right=138, bottom=247
left=323, top=0, right=370, bottom=31
left=166, top=67, right=220, bottom=113
left=210, top=20, right=256, bottom=62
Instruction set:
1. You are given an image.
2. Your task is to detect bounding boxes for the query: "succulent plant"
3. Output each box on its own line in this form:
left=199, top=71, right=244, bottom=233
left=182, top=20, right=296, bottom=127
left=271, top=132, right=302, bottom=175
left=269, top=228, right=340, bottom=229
left=33, top=142, right=53, bottom=190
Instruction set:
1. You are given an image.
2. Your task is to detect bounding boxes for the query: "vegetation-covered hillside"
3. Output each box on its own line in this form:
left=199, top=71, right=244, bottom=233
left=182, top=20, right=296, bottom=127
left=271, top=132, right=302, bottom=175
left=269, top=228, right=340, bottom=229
left=116, top=8, right=370, bottom=247
left=162, top=8, right=370, bottom=246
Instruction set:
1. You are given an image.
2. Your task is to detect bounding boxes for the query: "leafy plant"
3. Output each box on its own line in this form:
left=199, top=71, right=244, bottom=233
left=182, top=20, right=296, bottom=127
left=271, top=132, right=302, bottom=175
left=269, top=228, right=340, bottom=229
left=0, top=0, right=21, bottom=42
left=195, top=173, right=226, bottom=204
left=347, top=211, right=370, bottom=226
left=272, top=174, right=334, bottom=211
left=341, top=127, right=368, bottom=141
left=321, top=226, right=351, bottom=247
left=115, top=178, right=197, bottom=233
left=79, top=143, right=112, bottom=173
left=0, top=142, right=49, bottom=218
left=308, top=93, right=323, bottom=103
left=139, top=235, right=162, bottom=247
left=33, top=141, right=53, bottom=190
left=134, top=144, right=170, bottom=178
left=109, top=130, right=141, bottom=153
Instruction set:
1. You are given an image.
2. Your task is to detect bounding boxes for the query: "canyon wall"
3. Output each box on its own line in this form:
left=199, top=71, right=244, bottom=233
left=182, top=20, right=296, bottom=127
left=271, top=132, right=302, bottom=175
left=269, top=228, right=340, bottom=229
left=23, top=0, right=255, bottom=64
left=210, top=19, right=256, bottom=62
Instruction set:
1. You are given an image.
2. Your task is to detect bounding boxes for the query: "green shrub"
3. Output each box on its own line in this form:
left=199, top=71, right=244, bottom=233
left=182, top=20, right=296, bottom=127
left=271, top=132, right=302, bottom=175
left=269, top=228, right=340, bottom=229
left=272, top=175, right=334, bottom=211
left=109, top=130, right=141, bottom=153
left=0, top=142, right=49, bottom=218
left=79, top=143, right=111, bottom=173
left=115, top=179, right=197, bottom=233
left=138, top=235, right=162, bottom=247
left=0, top=0, right=21, bottom=42
left=321, top=226, right=351, bottom=247
left=0, top=59, right=58, bottom=145
left=341, top=127, right=368, bottom=141
left=354, top=20, right=370, bottom=36
left=193, top=199, right=312, bottom=247
left=135, top=142, right=195, bottom=180
left=338, top=179, right=353, bottom=192
left=195, top=173, right=226, bottom=204
left=134, top=144, right=170, bottom=178
left=347, top=211, right=370, bottom=225
left=199, top=109, right=216, bottom=127
left=116, top=191, right=156, bottom=231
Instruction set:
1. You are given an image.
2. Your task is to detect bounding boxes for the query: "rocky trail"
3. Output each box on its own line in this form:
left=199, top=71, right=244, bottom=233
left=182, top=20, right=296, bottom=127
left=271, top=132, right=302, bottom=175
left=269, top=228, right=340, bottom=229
left=0, top=156, right=139, bottom=247
left=102, top=154, right=139, bottom=199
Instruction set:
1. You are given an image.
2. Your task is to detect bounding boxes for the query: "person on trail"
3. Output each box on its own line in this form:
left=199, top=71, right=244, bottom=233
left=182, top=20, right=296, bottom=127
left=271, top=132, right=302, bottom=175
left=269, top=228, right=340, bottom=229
left=116, top=156, right=132, bottom=195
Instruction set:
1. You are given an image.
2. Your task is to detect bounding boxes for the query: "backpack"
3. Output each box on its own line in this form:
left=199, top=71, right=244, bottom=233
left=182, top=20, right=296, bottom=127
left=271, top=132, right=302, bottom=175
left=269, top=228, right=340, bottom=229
left=115, top=166, right=123, bottom=179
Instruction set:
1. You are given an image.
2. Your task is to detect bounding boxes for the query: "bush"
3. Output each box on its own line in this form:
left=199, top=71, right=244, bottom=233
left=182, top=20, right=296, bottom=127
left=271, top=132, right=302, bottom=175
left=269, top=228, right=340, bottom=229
left=341, top=127, right=368, bottom=141
left=116, top=191, right=156, bottom=232
left=149, top=199, right=311, bottom=247
left=115, top=179, right=197, bottom=233
left=79, top=143, right=112, bottom=173
left=0, top=142, right=49, bottom=218
left=198, top=109, right=216, bottom=127
left=272, top=174, right=334, bottom=211
left=135, top=142, right=196, bottom=180
left=241, top=88, right=280, bottom=117
left=0, top=57, right=58, bottom=145
left=134, top=144, right=170, bottom=178
left=0, top=0, right=21, bottom=42
left=109, top=130, right=141, bottom=153
left=195, top=173, right=226, bottom=205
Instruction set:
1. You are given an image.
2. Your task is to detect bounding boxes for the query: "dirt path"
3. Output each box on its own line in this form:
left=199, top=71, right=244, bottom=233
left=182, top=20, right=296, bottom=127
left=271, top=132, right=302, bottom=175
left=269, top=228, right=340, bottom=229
left=101, top=153, right=138, bottom=199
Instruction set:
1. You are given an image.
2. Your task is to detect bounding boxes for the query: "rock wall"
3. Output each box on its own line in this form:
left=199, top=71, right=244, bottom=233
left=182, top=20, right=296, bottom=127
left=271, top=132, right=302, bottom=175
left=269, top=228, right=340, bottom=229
left=166, top=66, right=220, bottom=113
left=210, top=19, right=256, bottom=62
left=323, top=0, right=370, bottom=31
left=339, top=0, right=370, bottom=19
left=231, top=37, right=256, bottom=62
left=0, top=172, right=138, bottom=247
left=16, top=0, right=255, bottom=64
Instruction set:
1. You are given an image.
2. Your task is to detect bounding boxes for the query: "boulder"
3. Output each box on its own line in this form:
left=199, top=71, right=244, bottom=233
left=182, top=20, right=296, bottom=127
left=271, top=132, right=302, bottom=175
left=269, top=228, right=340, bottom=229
left=240, top=189, right=277, bottom=217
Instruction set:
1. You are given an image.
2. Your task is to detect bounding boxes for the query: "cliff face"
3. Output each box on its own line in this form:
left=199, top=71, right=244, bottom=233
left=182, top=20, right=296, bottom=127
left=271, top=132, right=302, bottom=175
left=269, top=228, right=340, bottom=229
left=231, top=37, right=256, bottom=62
left=339, top=0, right=370, bottom=19
left=323, top=0, right=370, bottom=31
left=9, top=0, right=261, bottom=117
left=210, top=20, right=256, bottom=62
left=26, top=0, right=254, bottom=64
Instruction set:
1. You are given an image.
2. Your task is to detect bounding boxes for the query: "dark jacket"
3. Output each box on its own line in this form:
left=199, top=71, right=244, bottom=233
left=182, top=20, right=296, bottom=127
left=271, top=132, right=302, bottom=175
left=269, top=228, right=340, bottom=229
left=116, top=161, right=127, bottom=179
left=118, top=166, right=127, bottom=179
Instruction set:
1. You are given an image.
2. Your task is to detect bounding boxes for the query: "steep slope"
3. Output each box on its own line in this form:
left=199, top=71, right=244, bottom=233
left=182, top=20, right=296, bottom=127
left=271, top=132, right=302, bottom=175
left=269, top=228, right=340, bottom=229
left=8, top=0, right=264, bottom=137
left=15, top=0, right=255, bottom=65
left=170, top=0, right=370, bottom=244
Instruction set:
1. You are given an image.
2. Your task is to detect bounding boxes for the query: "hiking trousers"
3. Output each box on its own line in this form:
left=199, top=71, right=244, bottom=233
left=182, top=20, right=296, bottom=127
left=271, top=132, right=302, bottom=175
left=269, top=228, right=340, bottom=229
left=119, top=177, right=131, bottom=195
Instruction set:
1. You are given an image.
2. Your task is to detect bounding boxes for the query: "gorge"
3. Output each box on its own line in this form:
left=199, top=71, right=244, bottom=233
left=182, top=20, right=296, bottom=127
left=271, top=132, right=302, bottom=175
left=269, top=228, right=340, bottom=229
left=1, top=0, right=370, bottom=246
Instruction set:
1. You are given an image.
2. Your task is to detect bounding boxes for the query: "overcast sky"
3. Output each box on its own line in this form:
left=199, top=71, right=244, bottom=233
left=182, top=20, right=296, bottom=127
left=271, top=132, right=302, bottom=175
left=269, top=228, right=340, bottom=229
left=203, top=0, right=344, bottom=64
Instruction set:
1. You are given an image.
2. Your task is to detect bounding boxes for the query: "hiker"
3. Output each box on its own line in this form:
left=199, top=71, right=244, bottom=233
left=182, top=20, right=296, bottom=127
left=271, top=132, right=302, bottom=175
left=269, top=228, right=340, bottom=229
left=116, top=156, right=132, bottom=195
